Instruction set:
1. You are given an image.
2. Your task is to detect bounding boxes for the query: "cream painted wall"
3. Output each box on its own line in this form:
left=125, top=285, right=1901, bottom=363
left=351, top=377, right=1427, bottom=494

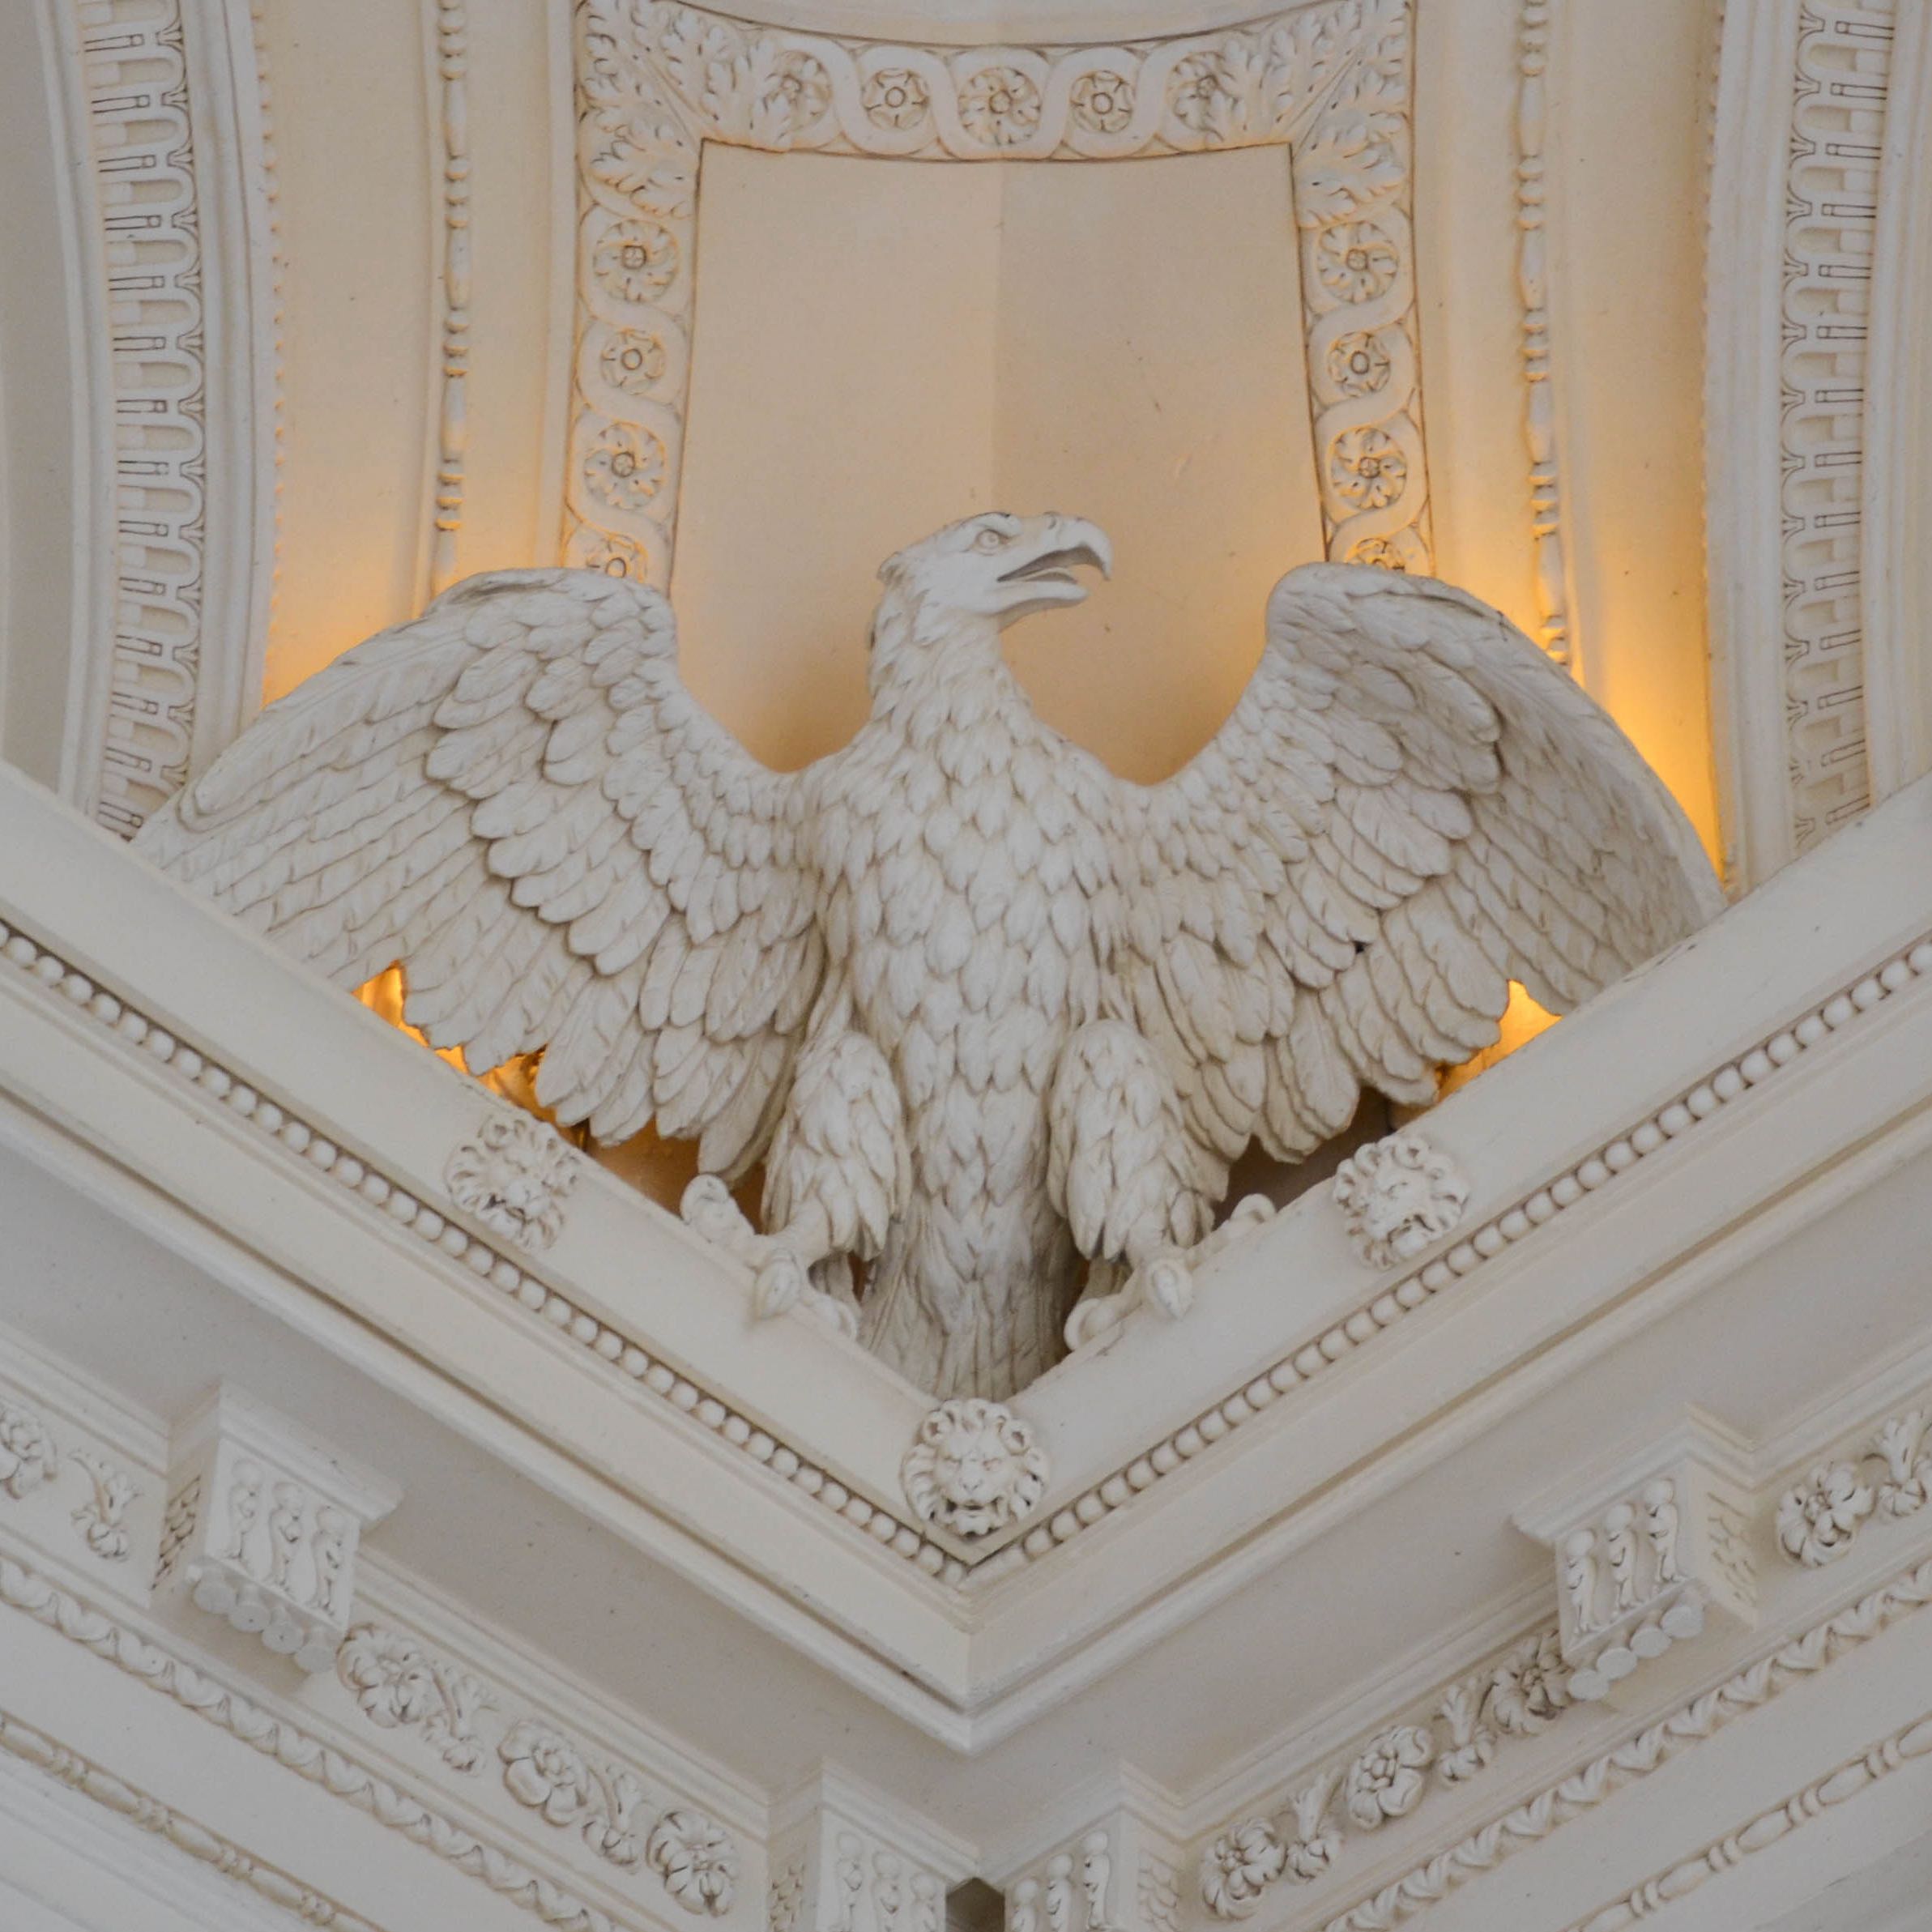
left=671, top=145, right=1320, bottom=779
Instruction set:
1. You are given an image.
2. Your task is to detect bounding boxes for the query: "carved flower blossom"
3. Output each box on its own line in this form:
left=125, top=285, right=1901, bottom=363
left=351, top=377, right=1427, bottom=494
left=1326, top=329, right=1392, bottom=397
left=1316, top=221, right=1399, bottom=303
left=1330, top=427, right=1408, bottom=511
left=958, top=66, right=1042, bottom=147
left=862, top=66, right=931, bottom=130
left=446, top=1113, right=578, bottom=1249
left=1198, top=1820, right=1285, bottom=1918
left=1342, top=1723, right=1434, bottom=1829
left=1070, top=69, right=1136, bottom=134
left=759, top=49, right=832, bottom=138
left=0, top=1401, right=57, bottom=1499
left=501, top=1721, right=595, bottom=1822
left=1346, top=535, right=1412, bottom=572
left=1331, top=1128, right=1469, bottom=1269
left=1489, top=1628, right=1569, bottom=1735
left=580, top=535, right=652, bottom=582
left=648, top=1809, right=739, bottom=1916
left=1777, top=1462, right=1874, bottom=1566
left=600, top=329, right=669, bottom=399
left=1168, top=50, right=1238, bottom=135
left=594, top=220, right=680, bottom=305
left=582, top=426, right=669, bottom=516
left=902, top=1398, right=1048, bottom=1536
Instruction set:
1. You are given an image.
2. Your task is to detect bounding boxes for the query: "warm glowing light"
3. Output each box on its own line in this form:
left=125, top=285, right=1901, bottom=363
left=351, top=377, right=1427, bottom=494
left=1437, top=983, right=1559, bottom=1100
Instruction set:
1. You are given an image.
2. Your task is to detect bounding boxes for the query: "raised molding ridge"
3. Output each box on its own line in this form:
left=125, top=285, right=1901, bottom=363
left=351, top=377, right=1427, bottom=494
left=1555, top=1704, right=1932, bottom=1932
left=0, top=1705, right=390, bottom=1932
left=53, top=0, right=279, bottom=836
left=0, top=1543, right=702, bottom=1932
left=6, top=807, right=1932, bottom=1593
left=1312, top=1552, right=1932, bottom=1932
left=424, top=0, right=472, bottom=597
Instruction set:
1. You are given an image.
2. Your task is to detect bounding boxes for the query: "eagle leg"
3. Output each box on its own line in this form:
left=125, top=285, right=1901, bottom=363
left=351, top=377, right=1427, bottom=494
left=1048, top=1020, right=1221, bottom=1349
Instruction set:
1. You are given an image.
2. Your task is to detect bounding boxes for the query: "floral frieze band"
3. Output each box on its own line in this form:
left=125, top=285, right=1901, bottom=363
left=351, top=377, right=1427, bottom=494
left=570, top=0, right=1430, bottom=586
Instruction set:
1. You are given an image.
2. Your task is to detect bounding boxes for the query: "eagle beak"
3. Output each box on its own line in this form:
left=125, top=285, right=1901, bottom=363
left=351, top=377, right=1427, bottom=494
left=996, top=517, right=1113, bottom=613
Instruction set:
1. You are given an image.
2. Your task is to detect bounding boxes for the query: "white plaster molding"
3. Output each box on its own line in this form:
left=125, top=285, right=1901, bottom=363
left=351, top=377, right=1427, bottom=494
left=51, top=0, right=279, bottom=837
left=1196, top=1624, right=1569, bottom=1920
left=568, top=0, right=1431, bottom=585
left=1708, top=0, right=1902, bottom=882
left=0, top=1546, right=683, bottom=1932
left=424, top=0, right=473, bottom=598
left=0, top=1706, right=390, bottom=1932
left=4, top=859, right=1930, bottom=1593
left=1513, top=0, right=1572, bottom=667
left=1316, top=1553, right=1932, bottom=1932
left=1859, top=0, right=1932, bottom=804
left=1515, top=1412, right=1757, bottom=1703
left=1555, top=1705, right=1932, bottom=1932
left=157, top=1384, right=402, bottom=1674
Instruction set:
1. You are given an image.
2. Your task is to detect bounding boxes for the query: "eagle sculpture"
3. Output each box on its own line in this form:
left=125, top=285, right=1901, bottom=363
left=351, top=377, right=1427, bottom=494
left=135, top=514, right=1721, bottom=1400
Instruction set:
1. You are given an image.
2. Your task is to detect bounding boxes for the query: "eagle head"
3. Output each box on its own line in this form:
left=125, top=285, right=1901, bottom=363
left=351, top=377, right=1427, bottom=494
left=878, top=512, right=1112, bottom=629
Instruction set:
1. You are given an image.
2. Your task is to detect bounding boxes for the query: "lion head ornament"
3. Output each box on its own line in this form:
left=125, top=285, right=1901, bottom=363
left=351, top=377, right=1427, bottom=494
left=901, top=1398, right=1050, bottom=1537
left=445, top=1114, right=578, bottom=1251
left=1329, top=1128, right=1470, bottom=1270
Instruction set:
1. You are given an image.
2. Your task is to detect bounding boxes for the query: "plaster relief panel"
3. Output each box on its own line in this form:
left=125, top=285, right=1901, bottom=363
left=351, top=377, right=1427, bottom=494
left=571, top=0, right=1432, bottom=767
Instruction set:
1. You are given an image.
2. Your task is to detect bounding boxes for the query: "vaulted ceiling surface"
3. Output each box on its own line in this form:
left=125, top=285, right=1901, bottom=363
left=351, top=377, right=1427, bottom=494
left=231, top=0, right=1719, bottom=851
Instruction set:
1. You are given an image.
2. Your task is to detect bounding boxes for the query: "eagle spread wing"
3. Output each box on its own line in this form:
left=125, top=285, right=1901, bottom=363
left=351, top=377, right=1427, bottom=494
left=134, top=569, right=823, bottom=1173
left=1104, top=564, right=1723, bottom=1171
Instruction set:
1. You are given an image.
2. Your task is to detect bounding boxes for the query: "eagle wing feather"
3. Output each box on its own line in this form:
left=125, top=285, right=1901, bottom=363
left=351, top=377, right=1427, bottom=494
left=1106, top=564, right=1722, bottom=1170
left=134, top=568, right=823, bottom=1175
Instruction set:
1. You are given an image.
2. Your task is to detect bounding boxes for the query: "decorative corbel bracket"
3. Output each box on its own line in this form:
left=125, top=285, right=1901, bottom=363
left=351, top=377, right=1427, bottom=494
left=156, top=1384, right=401, bottom=1673
left=1515, top=1410, right=1756, bottom=1702
left=994, top=1782, right=1187, bottom=1932
left=768, top=1767, right=972, bottom=1932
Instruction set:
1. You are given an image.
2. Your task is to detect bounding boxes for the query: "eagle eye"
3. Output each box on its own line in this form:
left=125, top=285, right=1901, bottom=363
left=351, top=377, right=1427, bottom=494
left=972, top=527, right=1008, bottom=553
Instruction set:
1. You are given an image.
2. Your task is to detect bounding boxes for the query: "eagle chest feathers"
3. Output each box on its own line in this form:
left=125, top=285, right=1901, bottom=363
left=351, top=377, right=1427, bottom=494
left=132, top=510, right=1722, bottom=1405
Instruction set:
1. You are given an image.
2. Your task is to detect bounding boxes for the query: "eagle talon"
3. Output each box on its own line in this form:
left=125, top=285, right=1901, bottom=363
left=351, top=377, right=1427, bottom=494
left=753, top=1248, right=808, bottom=1321
left=1145, top=1256, right=1193, bottom=1322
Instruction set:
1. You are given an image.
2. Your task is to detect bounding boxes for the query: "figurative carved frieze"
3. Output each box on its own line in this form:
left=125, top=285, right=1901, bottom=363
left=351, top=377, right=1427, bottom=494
left=1330, top=1128, right=1469, bottom=1269
left=1776, top=1402, right=1932, bottom=1566
left=902, top=1400, right=1047, bottom=1538
left=139, top=518, right=1717, bottom=1400
left=445, top=1111, right=579, bottom=1250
